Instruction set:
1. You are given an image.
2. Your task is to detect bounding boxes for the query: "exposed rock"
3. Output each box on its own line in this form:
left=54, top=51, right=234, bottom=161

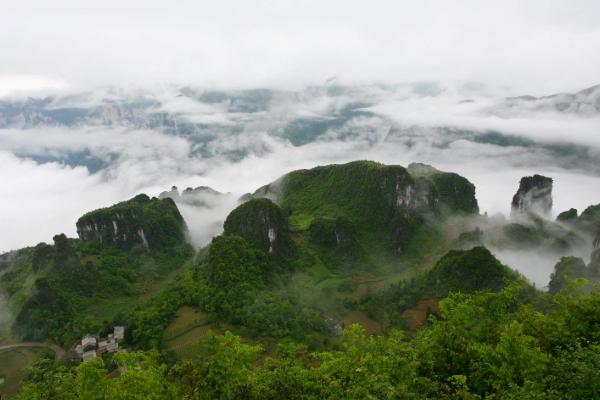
left=511, top=175, right=553, bottom=216
left=76, top=194, right=188, bottom=252
left=308, top=216, right=359, bottom=256
left=246, top=161, right=478, bottom=259
left=158, top=186, right=180, bottom=201
left=223, top=198, right=293, bottom=257
left=159, top=185, right=230, bottom=208
left=324, top=317, right=343, bottom=336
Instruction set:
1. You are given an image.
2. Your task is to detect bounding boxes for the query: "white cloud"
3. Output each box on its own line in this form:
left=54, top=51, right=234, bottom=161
left=1, top=1, right=600, bottom=93
left=2, top=82, right=600, bottom=258
left=0, top=75, right=68, bottom=97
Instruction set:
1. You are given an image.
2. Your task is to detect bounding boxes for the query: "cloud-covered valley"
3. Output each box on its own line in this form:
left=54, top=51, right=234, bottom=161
left=2, top=82, right=600, bottom=287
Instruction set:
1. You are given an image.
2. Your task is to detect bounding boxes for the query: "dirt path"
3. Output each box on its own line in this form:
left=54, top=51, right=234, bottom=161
left=0, top=342, right=65, bottom=359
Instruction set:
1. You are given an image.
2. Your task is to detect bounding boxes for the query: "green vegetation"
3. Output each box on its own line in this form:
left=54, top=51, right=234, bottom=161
left=577, top=203, right=600, bottom=234
left=0, top=347, right=45, bottom=397
left=417, top=246, right=520, bottom=297
left=1, top=194, right=193, bottom=347
left=197, top=234, right=327, bottom=340
left=250, top=161, right=477, bottom=268
left=4, top=160, right=600, bottom=398
left=489, top=215, right=586, bottom=253
left=12, top=284, right=600, bottom=399
left=549, top=256, right=600, bottom=293
left=359, top=246, right=523, bottom=330
left=557, top=207, right=578, bottom=222
left=223, top=198, right=294, bottom=259
left=76, top=194, right=189, bottom=252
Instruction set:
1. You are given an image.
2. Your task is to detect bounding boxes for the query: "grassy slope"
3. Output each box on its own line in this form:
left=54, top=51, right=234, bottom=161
left=0, top=347, right=43, bottom=397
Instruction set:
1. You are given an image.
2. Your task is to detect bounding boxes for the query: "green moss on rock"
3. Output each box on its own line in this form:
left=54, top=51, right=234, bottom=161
left=223, top=198, right=293, bottom=258
left=206, top=235, right=266, bottom=290
left=248, top=160, right=478, bottom=260
left=421, top=246, right=519, bottom=298
left=76, top=194, right=188, bottom=252
left=308, top=216, right=360, bottom=256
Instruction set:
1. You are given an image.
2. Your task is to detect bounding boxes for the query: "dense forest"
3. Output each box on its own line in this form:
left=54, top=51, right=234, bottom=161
left=1, top=160, right=600, bottom=399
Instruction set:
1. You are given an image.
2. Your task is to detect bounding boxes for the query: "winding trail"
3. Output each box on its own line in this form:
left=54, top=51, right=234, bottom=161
left=0, top=342, right=65, bottom=359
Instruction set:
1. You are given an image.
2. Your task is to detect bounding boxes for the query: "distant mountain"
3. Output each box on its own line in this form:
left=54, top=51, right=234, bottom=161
left=2, top=82, right=600, bottom=176
left=498, top=84, right=600, bottom=115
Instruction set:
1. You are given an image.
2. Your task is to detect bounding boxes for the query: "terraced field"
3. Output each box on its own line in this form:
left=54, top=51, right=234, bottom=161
left=163, top=307, right=221, bottom=359
left=0, top=347, right=43, bottom=397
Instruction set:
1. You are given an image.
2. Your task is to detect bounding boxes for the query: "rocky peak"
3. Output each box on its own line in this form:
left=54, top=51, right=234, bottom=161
left=158, top=186, right=180, bottom=201
left=511, top=175, right=553, bottom=216
left=76, top=194, right=188, bottom=252
left=223, top=198, right=292, bottom=257
left=158, top=185, right=228, bottom=208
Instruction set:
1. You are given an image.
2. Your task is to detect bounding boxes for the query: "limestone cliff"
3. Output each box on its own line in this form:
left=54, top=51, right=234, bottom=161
left=511, top=175, right=553, bottom=216
left=245, top=160, right=478, bottom=258
left=159, top=185, right=231, bottom=208
left=76, top=194, right=188, bottom=251
left=223, top=198, right=293, bottom=257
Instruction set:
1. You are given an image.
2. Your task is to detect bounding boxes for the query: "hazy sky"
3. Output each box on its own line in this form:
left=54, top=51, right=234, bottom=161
left=1, top=0, right=600, bottom=289
left=2, top=0, right=600, bottom=94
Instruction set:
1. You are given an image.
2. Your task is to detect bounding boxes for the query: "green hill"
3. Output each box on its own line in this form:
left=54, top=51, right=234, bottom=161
left=5, top=160, right=600, bottom=399
left=2, top=195, right=193, bottom=345
left=249, top=161, right=478, bottom=265
left=76, top=194, right=188, bottom=252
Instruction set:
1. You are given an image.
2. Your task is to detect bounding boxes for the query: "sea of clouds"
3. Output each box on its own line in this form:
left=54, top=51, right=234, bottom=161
left=1, top=82, right=600, bottom=288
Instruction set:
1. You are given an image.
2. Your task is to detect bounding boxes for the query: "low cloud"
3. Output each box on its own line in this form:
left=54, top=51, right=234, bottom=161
left=2, top=84, right=600, bottom=265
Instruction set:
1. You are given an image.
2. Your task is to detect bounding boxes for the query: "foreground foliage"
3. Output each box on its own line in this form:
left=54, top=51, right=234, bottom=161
left=14, top=283, right=600, bottom=399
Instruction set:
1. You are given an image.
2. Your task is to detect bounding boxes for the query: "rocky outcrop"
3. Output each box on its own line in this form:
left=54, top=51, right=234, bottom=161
left=223, top=198, right=293, bottom=257
left=308, top=216, right=359, bottom=256
left=76, top=194, right=188, bottom=252
left=159, top=185, right=230, bottom=208
left=557, top=208, right=578, bottom=223
left=250, top=161, right=479, bottom=220
left=576, top=204, right=600, bottom=235
left=245, top=161, right=478, bottom=259
left=511, top=175, right=553, bottom=216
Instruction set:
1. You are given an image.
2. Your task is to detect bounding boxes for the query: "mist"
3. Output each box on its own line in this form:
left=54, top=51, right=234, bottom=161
left=2, top=1, right=600, bottom=93
left=2, top=82, right=600, bottom=255
left=490, top=248, right=591, bottom=289
left=1, top=2, right=600, bottom=293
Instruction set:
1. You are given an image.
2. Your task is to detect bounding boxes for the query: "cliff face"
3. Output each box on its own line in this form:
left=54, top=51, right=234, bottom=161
left=308, top=216, right=360, bottom=256
left=223, top=198, right=293, bottom=257
left=76, top=194, right=188, bottom=251
left=511, top=175, right=553, bottom=216
left=251, top=161, right=478, bottom=221
left=246, top=161, right=478, bottom=258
